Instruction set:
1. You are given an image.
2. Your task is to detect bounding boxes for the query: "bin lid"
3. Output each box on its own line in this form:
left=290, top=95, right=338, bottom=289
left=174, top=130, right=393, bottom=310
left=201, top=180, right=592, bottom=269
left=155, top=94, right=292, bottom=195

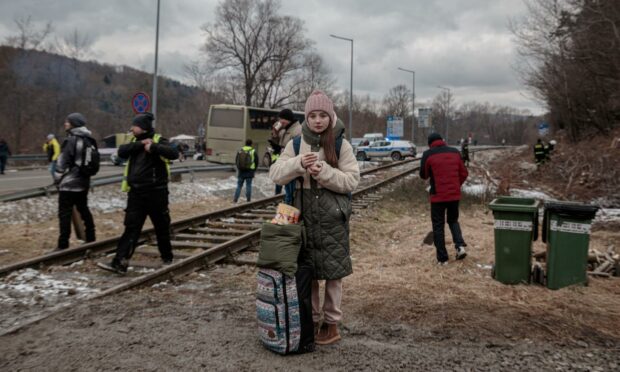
left=489, top=197, right=540, bottom=213
left=543, top=201, right=599, bottom=220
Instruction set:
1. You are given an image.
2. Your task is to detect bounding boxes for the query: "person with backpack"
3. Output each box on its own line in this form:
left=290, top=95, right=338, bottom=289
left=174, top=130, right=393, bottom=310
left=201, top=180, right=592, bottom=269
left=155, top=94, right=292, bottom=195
left=269, top=90, right=360, bottom=345
left=0, top=138, right=10, bottom=175
left=53, top=113, right=97, bottom=250
left=233, top=139, right=259, bottom=203
left=43, top=134, right=61, bottom=177
left=98, top=113, right=178, bottom=274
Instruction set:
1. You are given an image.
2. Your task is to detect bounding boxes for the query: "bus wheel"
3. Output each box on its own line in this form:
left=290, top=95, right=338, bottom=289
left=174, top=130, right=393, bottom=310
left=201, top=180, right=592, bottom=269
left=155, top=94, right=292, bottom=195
left=262, top=153, right=271, bottom=167
left=391, top=152, right=402, bottom=161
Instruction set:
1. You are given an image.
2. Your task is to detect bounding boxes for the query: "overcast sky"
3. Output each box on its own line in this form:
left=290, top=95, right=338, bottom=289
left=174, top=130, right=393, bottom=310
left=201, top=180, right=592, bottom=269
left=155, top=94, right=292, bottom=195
left=0, top=0, right=544, bottom=114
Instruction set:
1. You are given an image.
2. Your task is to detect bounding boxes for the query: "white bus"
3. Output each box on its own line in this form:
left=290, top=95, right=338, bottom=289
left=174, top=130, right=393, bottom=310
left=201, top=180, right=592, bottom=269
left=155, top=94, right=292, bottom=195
left=206, top=104, right=304, bottom=165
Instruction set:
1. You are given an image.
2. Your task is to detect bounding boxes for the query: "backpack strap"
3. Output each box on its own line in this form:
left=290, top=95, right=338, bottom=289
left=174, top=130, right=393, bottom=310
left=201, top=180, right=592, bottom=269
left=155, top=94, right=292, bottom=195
left=291, top=135, right=351, bottom=201
left=293, top=136, right=301, bottom=156
left=335, top=136, right=343, bottom=159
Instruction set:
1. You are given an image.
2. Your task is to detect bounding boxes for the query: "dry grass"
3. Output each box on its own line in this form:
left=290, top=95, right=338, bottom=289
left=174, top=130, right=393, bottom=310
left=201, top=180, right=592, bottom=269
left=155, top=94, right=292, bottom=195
left=345, top=176, right=620, bottom=345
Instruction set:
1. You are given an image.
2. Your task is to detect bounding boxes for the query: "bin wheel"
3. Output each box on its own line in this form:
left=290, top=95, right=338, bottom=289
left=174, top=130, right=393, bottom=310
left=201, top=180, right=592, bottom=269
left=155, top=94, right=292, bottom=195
left=491, top=265, right=495, bottom=279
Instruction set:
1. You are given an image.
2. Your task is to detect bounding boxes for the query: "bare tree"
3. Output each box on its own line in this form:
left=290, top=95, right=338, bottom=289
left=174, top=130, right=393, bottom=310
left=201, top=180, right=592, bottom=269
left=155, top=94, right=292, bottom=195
left=54, top=29, right=93, bottom=64
left=201, top=0, right=313, bottom=107
left=432, top=90, right=454, bottom=141
left=511, top=0, right=620, bottom=141
left=383, top=84, right=412, bottom=118
left=4, top=16, right=53, bottom=51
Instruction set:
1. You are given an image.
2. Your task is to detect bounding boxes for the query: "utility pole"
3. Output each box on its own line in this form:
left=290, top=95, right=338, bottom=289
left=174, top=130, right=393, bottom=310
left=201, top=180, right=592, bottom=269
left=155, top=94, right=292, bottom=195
left=398, top=67, right=415, bottom=144
left=330, top=34, right=353, bottom=140
left=152, top=0, right=161, bottom=127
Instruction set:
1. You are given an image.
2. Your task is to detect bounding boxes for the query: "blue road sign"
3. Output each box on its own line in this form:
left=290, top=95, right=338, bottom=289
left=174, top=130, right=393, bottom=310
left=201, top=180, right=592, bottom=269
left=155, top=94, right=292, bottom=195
left=132, top=92, right=151, bottom=114
left=538, top=122, right=549, bottom=136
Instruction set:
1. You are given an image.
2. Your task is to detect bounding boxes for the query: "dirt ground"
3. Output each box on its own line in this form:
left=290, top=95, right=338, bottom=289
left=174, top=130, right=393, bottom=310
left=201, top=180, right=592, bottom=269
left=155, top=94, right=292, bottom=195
left=1, top=150, right=619, bottom=370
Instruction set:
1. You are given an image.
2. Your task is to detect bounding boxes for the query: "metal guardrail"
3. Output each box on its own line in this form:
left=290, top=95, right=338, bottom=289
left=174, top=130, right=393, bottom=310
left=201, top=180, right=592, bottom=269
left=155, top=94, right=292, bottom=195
left=0, top=147, right=505, bottom=203
left=0, top=165, right=236, bottom=203
left=8, top=153, right=112, bottom=162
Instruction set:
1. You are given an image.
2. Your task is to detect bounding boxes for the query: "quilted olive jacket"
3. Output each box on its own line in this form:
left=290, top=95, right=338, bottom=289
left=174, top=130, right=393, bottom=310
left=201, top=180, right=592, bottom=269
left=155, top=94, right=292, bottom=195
left=269, top=131, right=360, bottom=279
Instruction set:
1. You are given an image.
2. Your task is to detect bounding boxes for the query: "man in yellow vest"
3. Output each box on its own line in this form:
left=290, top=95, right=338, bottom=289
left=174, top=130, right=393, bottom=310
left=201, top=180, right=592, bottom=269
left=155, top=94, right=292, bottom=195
left=534, top=138, right=545, bottom=165
left=98, top=112, right=179, bottom=274
left=233, top=139, right=259, bottom=203
left=43, top=134, right=61, bottom=177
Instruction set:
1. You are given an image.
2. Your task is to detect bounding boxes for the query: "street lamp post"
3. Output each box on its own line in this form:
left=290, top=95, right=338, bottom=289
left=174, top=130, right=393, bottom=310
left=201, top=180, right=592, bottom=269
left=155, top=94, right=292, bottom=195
left=397, top=67, right=415, bottom=144
left=152, top=0, right=161, bottom=127
left=329, top=34, right=353, bottom=140
left=437, top=85, right=451, bottom=144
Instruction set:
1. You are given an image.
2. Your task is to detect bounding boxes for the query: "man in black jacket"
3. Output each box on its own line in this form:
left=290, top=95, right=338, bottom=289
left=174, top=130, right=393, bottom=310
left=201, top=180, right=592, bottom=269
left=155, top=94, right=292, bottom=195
left=98, top=113, right=178, bottom=274
left=53, top=113, right=96, bottom=250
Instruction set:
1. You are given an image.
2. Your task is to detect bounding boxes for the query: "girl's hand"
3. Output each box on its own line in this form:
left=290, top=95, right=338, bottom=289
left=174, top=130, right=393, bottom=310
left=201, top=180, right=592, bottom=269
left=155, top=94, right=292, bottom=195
left=308, top=162, right=322, bottom=176
left=301, top=153, right=319, bottom=169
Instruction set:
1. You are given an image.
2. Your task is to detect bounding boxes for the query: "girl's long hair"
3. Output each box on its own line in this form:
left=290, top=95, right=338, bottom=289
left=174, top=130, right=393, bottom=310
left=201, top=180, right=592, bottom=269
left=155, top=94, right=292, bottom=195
left=320, top=123, right=338, bottom=168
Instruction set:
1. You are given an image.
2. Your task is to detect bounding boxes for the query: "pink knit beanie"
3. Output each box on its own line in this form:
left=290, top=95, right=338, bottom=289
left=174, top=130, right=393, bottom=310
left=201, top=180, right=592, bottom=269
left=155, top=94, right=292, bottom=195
left=304, top=90, right=334, bottom=124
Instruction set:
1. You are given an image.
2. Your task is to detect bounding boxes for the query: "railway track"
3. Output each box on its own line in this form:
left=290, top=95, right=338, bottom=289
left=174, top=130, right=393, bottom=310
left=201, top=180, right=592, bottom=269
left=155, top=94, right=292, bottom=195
left=0, top=159, right=420, bottom=335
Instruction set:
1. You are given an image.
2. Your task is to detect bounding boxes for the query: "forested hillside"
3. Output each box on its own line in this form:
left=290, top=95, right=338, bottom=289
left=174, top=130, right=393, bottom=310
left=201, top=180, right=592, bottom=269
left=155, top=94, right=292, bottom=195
left=0, top=46, right=220, bottom=153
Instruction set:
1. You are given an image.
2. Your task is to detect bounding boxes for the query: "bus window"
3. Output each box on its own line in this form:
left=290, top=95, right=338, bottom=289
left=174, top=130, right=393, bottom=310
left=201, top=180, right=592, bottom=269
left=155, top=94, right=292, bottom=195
left=249, top=109, right=278, bottom=130
left=210, top=108, right=244, bottom=128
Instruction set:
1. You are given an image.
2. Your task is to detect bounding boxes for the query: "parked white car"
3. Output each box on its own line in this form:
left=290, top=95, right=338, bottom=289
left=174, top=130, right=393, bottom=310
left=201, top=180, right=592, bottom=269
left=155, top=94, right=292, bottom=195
left=355, top=140, right=417, bottom=161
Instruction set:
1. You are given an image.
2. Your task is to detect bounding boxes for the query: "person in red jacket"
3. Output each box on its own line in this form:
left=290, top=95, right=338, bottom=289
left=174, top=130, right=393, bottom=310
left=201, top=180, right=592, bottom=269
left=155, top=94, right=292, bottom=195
left=419, top=133, right=469, bottom=265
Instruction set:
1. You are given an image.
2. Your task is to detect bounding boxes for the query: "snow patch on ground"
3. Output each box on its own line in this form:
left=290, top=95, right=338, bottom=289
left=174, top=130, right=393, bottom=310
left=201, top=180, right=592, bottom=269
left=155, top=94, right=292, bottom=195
left=0, top=173, right=277, bottom=224
left=510, top=188, right=555, bottom=201
left=0, top=268, right=99, bottom=306
left=462, top=183, right=488, bottom=196
left=595, top=208, right=620, bottom=223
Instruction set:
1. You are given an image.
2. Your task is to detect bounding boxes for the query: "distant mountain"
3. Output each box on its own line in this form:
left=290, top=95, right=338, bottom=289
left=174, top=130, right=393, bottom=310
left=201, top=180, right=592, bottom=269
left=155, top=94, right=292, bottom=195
left=0, top=46, right=222, bottom=153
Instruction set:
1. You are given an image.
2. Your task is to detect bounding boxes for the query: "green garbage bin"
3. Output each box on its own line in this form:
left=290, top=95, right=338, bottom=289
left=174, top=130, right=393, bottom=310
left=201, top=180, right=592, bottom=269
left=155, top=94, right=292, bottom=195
left=488, top=197, right=540, bottom=284
left=542, top=201, right=599, bottom=290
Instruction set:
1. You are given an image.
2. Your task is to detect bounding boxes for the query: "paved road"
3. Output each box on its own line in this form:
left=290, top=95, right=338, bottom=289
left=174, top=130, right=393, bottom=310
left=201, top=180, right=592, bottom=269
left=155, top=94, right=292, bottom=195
left=0, top=159, right=220, bottom=195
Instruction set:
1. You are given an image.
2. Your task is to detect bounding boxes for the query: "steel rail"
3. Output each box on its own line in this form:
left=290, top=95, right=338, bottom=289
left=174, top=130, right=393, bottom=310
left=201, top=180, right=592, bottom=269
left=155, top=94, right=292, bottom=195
left=0, top=160, right=412, bottom=276
left=0, top=160, right=419, bottom=337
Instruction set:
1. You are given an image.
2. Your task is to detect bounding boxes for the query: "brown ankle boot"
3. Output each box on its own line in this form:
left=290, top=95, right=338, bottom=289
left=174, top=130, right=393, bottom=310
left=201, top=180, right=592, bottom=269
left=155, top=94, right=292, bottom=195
left=315, top=323, right=341, bottom=345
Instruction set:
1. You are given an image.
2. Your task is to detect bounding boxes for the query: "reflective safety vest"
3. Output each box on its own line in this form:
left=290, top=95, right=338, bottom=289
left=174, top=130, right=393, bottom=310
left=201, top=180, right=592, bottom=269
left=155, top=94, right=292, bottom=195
left=534, top=143, right=545, bottom=155
left=271, top=152, right=279, bottom=164
left=240, top=145, right=256, bottom=170
left=121, top=134, right=170, bottom=192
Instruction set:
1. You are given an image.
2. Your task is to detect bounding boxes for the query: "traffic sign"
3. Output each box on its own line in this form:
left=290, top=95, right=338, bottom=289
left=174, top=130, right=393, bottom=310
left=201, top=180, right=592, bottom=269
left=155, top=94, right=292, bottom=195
left=386, top=116, right=404, bottom=138
left=418, top=108, right=432, bottom=128
left=132, top=92, right=151, bottom=114
left=538, top=122, right=550, bottom=136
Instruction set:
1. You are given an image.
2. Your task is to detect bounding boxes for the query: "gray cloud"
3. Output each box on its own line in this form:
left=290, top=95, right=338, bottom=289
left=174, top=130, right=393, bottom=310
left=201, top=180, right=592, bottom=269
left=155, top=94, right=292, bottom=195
left=0, top=0, right=543, bottom=113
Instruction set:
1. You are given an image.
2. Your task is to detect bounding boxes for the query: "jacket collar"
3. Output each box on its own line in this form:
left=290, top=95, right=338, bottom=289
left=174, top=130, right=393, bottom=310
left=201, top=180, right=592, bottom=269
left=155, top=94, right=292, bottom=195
left=430, top=139, right=446, bottom=148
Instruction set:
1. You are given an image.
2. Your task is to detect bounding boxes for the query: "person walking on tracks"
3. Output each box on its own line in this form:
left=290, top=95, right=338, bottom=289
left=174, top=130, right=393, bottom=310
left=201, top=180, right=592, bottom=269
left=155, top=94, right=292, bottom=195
left=98, top=112, right=178, bottom=274
left=233, top=139, right=259, bottom=203
left=269, top=90, right=360, bottom=345
left=53, top=113, right=97, bottom=250
left=0, top=138, right=10, bottom=175
left=43, top=134, right=61, bottom=177
left=420, top=133, right=469, bottom=265
left=271, top=108, right=302, bottom=204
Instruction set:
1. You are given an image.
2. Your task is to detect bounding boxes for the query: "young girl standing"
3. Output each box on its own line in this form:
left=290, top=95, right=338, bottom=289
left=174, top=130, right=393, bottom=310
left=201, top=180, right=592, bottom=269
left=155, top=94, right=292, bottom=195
left=269, top=90, right=360, bottom=345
